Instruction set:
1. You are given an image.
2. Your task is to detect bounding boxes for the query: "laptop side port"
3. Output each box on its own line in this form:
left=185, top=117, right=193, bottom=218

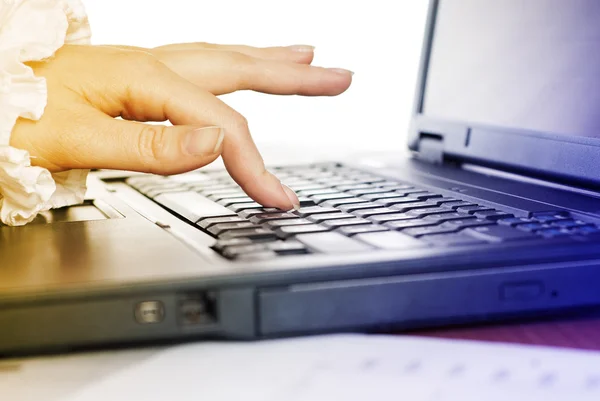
left=179, top=292, right=218, bottom=326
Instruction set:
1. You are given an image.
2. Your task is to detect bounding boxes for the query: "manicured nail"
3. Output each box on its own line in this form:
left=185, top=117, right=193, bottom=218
left=328, top=68, right=354, bottom=76
left=281, top=184, right=301, bottom=210
left=288, top=45, right=315, bottom=53
left=184, top=126, right=224, bottom=156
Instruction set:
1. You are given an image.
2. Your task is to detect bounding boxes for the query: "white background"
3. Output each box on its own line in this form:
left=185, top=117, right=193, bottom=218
left=85, top=1, right=429, bottom=159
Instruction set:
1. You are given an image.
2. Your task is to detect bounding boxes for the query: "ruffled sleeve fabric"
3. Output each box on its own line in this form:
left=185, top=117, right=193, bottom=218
left=0, top=0, right=91, bottom=226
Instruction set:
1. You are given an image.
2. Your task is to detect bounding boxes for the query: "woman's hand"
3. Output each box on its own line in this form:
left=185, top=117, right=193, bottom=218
left=10, top=43, right=352, bottom=210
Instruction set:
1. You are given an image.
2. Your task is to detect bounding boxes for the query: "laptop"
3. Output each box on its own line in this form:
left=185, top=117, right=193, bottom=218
left=2, top=0, right=600, bottom=355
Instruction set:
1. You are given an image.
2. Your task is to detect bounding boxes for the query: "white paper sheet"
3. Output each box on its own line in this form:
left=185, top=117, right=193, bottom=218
left=65, top=334, right=600, bottom=401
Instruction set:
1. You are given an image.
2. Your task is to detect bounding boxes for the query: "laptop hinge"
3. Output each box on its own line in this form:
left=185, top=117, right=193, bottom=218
left=416, top=134, right=444, bottom=164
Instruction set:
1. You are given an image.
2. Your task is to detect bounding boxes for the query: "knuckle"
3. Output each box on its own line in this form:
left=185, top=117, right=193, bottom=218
left=225, top=50, right=253, bottom=65
left=137, top=125, right=170, bottom=170
left=117, top=49, right=163, bottom=73
left=225, top=51, right=256, bottom=89
left=229, top=111, right=249, bottom=131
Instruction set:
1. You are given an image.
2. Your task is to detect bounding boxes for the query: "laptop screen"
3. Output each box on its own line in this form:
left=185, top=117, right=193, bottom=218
left=423, top=0, right=600, bottom=140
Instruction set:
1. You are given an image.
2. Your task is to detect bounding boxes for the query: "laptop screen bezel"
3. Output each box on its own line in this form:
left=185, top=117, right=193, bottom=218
left=408, top=0, right=600, bottom=188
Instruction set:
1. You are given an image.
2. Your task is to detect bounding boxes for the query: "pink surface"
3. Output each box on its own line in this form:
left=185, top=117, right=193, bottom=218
left=415, top=317, right=600, bottom=351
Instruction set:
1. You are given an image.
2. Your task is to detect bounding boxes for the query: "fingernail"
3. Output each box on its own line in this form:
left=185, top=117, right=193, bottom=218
left=328, top=68, right=354, bottom=76
left=183, top=126, right=224, bottom=156
left=288, top=45, right=315, bottom=53
left=281, top=184, right=301, bottom=210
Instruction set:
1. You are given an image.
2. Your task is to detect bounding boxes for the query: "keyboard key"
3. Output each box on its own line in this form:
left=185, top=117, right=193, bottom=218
left=297, top=188, right=340, bottom=196
left=317, top=179, right=357, bottom=187
left=338, top=203, right=382, bottom=213
left=532, top=211, right=570, bottom=218
left=194, top=183, right=238, bottom=193
left=422, top=233, right=486, bottom=247
left=497, top=217, right=534, bottom=226
left=264, top=219, right=313, bottom=229
left=235, top=251, right=278, bottom=261
left=456, top=205, right=496, bottom=214
left=222, top=240, right=308, bottom=258
left=218, top=228, right=277, bottom=241
left=191, top=184, right=237, bottom=193
left=238, top=208, right=282, bottom=219
left=394, top=189, right=429, bottom=197
left=551, top=220, right=588, bottom=229
left=203, top=188, right=245, bottom=196
left=335, top=184, right=376, bottom=192
left=212, top=238, right=254, bottom=251
left=360, top=192, right=403, bottom=202
left=391, top=201, right=439, bottom=213
left=433, top=197, right=460, bottom=205
left=406, top=207, right=456, bottom=218
left=349, top=176, right=386, bottom=184
left=515, top=223, right=548, bottom=232
left=441, top=219, right=495, bottom=230
left=375, top=197, right=421, bottom=207
left=297, top=197, right=317, bottom=207
left=353, top=208, right=399, bottom=218
left=403, top=225, right=459, bottom=237
left=207, top=192, right=248, bottom=202
left=423, top=212, right=475, bottom=223
left=337, top=224, right=389, bottom=236
left=202, top=170, right=235, bottom=179
left=294, top=206, right=339, bottom=217
left=229, top=202, right=266, bottom=212
left=296, top=232, right=373, bottom=253
left=532, top=214, right=569, bottom=224
left=250, top=212, right=298, bottom=224
left=569, top=225, right=600, bottom=236
left=537, top=227, right=570, bottom=238
left=473, top=210, right=514, bottom=220
left=218, top=197, right=254, bottom=206
left=136, top=182, right=176, bottom=193
left=198, top=216, right=248, bottom=230
left=268, top=240, right=309, bottom=255
left=310, top=193, right=353, bottom=203
left=411, top=192, right=443, bottom=200
left=309, top=172, right=337, bottom=179
left=347, top=188, right=392, bottom=196
left=369, top=213, right=415, bottom=223
left=126, top=176, right=163, bottom=188
left=368, top=184, right=407, bottom=196
left=142, top=181, right=187, bottom=192
left=154, top=192, right=235, bottom=223
left=385, top=219, right=436, bottom=230
left=174, top=172, right=219, bottom=183
left=321, top=198, right=366, bottom=208
left=221, top=243, right=272, bottom=258
left=282, top=179, right=315, bottom=187
left=275, top=224, right=330, bottom=238
left=463, top=225, right=537, bottom=242
left=355, top=231, right=428, bottom=250
left=375, top=181, right=404, bottom=187
left=286, top=183, right=326, bottom=191
left=440, top=201, right=479, bottom=210
left=308, top=212, right=355, bottom=223
left=321, top=218, right=371, bottom=228
left=145, top=186, right=189, bottom=198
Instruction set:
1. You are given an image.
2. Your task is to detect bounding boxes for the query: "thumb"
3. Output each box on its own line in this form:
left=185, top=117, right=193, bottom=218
left=74, top=116, right=225, bottom=175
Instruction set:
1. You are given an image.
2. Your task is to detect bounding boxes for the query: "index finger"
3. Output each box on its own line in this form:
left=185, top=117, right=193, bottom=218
left=119, top=56, right=299, bottom=210
left=152, top=42, right=315, bottom=64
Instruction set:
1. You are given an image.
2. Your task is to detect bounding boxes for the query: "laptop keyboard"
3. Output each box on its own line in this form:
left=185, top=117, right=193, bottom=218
left=125, top=163, right=600, bottom=261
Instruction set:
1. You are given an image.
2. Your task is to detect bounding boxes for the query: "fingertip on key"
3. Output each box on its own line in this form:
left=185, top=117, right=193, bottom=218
left=281, top=184, right=301, bottom=211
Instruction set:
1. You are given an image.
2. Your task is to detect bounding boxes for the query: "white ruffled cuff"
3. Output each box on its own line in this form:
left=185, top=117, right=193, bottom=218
left=0, top=0, right=92, bottom=226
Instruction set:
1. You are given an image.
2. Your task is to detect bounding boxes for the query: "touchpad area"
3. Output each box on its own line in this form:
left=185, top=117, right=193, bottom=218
left=24, top=200, right=122, bottom=225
